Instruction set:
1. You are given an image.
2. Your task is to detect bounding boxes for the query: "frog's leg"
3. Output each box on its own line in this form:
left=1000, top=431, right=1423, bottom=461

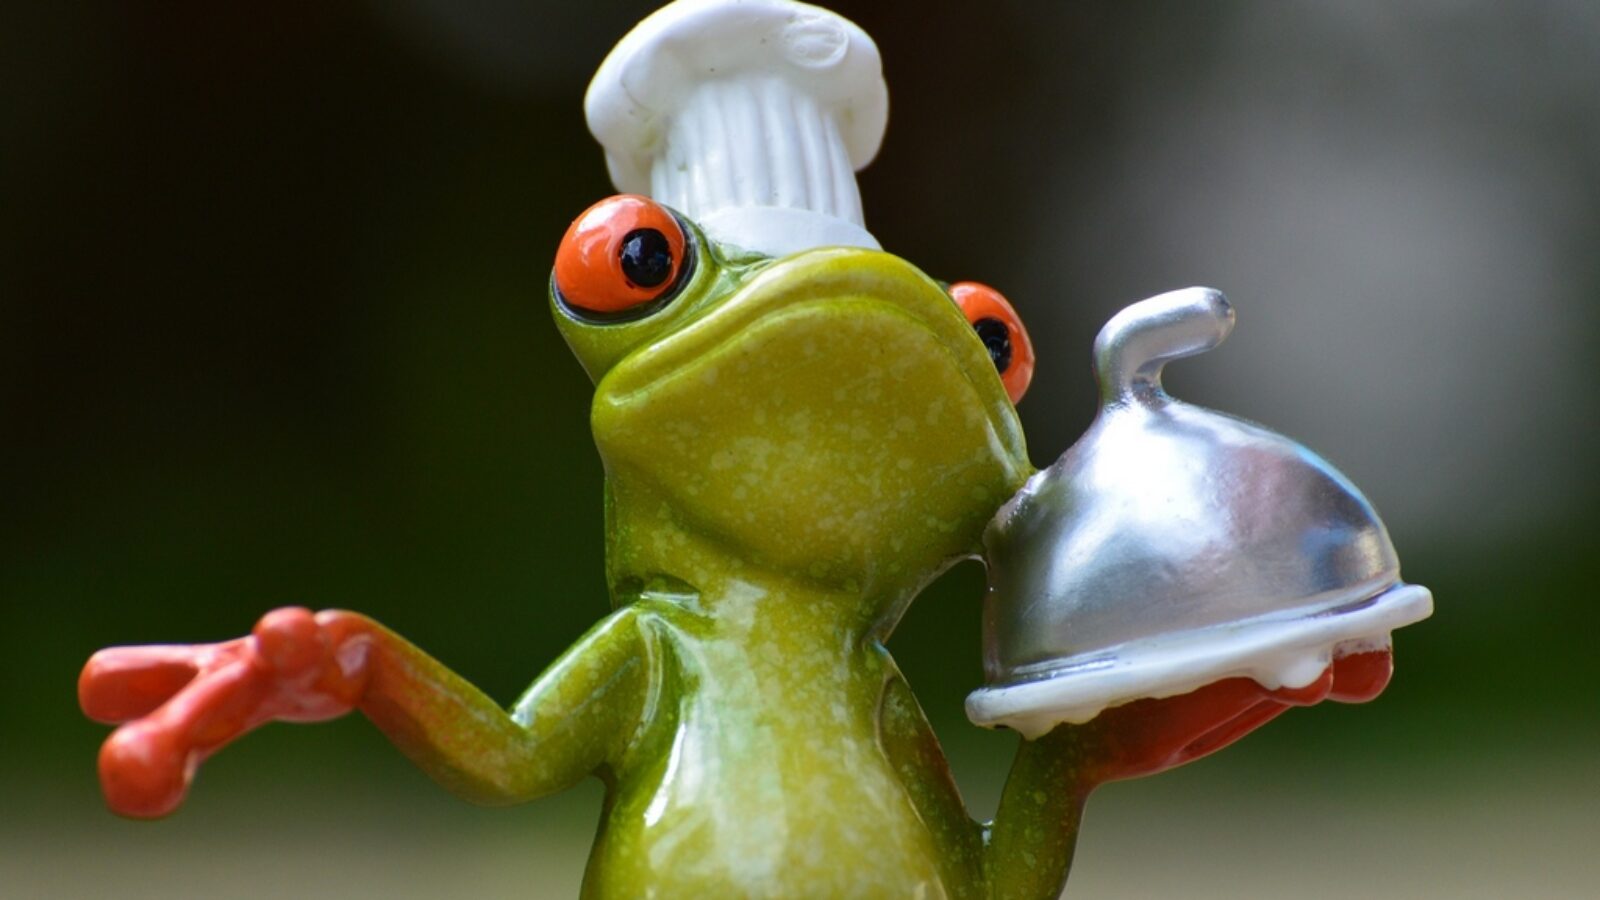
left=81, top=604, right=657, bottom=817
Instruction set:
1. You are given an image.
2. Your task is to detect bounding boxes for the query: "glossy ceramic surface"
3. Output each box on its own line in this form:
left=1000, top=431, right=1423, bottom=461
left=969, top=288, right=1432, bottom=736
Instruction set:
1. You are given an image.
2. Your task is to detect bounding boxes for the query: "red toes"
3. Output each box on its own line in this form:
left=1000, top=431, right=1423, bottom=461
left=84, top=607, right=373, bottom=818
left=1089, top=677, right=1272, bottom=783
left=1082, top=650, right=1397, bottom=787
left=80, top=645, right=210, bottom=724
left=1072, top=647, right=1400, bottom=790
left=1178, top=698, right=1291, bottom=763
left=1086, top=665, right=1343, bottom=785
left=98, top=718, right=193, bottom=819
left=1330, top=649, right=1393, bottom=703
left=96, top=657, right=272, bottom=818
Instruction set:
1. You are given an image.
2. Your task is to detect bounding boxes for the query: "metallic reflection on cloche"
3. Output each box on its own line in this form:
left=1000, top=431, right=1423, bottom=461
left=967, top=288, right=1433, bottom=738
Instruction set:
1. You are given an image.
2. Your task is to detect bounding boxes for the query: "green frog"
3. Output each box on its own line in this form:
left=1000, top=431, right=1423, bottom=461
left=80, top=193, right=1389, bottom=899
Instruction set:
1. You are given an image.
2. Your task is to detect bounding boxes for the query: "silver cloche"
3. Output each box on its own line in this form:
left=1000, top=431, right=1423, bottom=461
left=967, top=288, right=1433, bottom=738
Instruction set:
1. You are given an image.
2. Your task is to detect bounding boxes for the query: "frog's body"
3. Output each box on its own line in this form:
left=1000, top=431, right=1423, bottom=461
left=579, top=595, right=960, bottom=898
left=536, top=241, right=1041, bottom=898
left=81, top=192, right=1107, bottom=900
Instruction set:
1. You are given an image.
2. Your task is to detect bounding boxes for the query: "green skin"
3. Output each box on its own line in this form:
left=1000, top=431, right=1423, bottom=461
left=532, top=231, right=1081, bottom=898
left=88, top=216, right=1307, bottom=896
left=317, top=232, right=1088, bottom=897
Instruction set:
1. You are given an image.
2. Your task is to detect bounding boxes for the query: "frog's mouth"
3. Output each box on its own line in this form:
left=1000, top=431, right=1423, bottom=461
left=597, top=247, right=1022, bottom=443
left=591, top=248, right=1031, bottom=589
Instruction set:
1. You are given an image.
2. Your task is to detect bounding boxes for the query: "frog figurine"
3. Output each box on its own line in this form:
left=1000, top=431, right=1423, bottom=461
left=78, top=2, right=1407, bottom=897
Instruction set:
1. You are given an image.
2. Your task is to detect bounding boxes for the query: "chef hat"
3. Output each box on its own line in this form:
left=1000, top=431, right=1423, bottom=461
left=586, top=0, right=888, bottom=258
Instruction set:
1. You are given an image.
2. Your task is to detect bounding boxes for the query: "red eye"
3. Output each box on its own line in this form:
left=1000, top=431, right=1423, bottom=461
left=949, top=281, right=1034, bottom=404
left=554, top=194, right=691, bottom=318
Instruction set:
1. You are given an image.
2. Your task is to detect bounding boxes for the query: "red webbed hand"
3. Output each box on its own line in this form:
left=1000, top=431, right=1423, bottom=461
left=83, top=603, right=656, bottom=817
left=1082, top=647, right=1393, bottom=786
left=988, top=647, right=1394, bottom=900
left=79, top=608, right=371, bottom=819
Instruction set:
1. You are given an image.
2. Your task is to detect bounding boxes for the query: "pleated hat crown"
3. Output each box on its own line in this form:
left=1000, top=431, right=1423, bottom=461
left=586, top=0, right=888, bottom=258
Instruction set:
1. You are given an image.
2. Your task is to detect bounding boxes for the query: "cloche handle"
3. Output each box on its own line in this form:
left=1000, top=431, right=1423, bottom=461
left=1092, top=287, right=1234, bottom=406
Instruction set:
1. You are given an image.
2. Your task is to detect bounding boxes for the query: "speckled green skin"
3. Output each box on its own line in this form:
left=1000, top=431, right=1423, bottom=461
left=369, top=227, right=1097, bottom=899
left=514, top=228, right=1091, bottom=898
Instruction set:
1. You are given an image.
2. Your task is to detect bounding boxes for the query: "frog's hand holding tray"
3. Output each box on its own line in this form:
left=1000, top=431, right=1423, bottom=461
left=80, top=2, right=1431, bottom=898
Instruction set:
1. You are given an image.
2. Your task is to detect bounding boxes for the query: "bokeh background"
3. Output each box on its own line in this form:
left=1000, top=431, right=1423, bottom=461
left=5, top=1, right=1597, bottom=897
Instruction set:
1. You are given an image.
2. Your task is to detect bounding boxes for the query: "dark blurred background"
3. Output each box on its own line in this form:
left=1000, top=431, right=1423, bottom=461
left=5, top=1, right=1596, bottom=897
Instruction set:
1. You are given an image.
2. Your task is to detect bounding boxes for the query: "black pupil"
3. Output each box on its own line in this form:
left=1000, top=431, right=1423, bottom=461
left=973, top=317, right=1012, bottom=374
left=619, top=228, right=674, bottom=289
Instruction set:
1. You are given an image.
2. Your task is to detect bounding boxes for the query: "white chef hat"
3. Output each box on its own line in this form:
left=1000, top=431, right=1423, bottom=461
left=585, top=0, right=888, bottom=258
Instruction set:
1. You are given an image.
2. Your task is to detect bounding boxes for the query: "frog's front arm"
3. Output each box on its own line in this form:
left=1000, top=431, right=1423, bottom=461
left=875, top=672, right=1088, bottom=900
left=878, top=644, right=1392, bottom=899
left=344, top=606, right=653, bottom=805
left=80, top=603, right=657, bottom=816
left=983, top=649, right=1392, bottom=899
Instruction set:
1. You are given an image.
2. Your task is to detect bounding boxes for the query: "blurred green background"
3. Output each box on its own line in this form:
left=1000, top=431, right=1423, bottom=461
left=5, top=1, right=1597, bottom=897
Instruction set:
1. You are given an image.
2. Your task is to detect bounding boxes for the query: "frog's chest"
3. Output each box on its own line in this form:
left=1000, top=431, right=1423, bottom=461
left=581, top=634, right=951, bottom=899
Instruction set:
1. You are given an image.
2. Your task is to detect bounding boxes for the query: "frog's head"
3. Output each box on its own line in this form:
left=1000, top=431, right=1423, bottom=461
left=550, top=195, right=1034, bottom=616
